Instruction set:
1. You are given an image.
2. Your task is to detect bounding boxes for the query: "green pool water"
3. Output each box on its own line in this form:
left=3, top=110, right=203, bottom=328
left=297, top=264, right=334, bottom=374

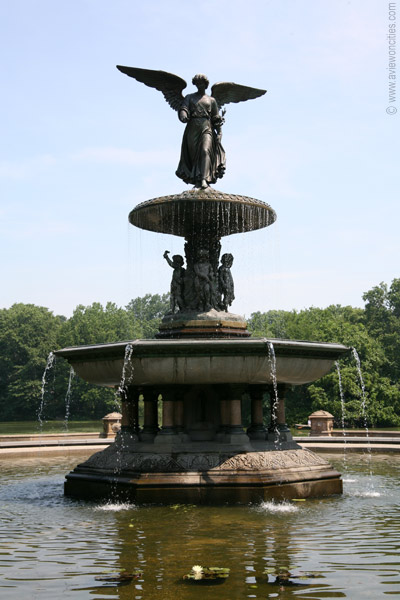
left=0, top=452, right=399, bottom=599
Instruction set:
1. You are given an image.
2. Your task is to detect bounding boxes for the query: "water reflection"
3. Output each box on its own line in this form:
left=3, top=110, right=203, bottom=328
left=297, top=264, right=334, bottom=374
left=0, top=453, right=399, bottom=598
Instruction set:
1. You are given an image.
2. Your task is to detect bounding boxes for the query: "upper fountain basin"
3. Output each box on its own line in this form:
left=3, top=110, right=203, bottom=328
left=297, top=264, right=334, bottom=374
left=55, top=338, right=349, bottom=388
left=129, top=188, right=276, bottom=238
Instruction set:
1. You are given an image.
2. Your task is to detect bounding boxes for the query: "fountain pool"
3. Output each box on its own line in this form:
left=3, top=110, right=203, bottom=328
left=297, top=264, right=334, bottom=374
left=1, top=451, right=399, bottom=599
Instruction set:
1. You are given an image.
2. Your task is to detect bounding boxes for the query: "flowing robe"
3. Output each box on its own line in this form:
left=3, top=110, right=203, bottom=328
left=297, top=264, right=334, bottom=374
left=176, top=93, right=226, bottom=186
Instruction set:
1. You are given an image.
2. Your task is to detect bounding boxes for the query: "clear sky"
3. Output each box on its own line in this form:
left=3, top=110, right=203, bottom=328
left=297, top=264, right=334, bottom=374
left=1, top=0, right=398, bottom=318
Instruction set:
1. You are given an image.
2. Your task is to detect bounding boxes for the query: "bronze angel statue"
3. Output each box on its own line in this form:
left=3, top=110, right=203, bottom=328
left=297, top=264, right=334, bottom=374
left=116, top=66, right=266, bottom=189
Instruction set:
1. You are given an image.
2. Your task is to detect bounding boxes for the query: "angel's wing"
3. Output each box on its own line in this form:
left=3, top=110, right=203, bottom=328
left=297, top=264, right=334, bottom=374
left=211, top=82, right=266, bottom=109
left=116, top=66, right=187, bottom=111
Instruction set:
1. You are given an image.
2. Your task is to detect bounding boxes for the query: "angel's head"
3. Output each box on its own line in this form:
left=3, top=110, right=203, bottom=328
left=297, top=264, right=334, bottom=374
left=221, top=253, right=233, bottom=268
left=192, top=73, right=209, bottom=90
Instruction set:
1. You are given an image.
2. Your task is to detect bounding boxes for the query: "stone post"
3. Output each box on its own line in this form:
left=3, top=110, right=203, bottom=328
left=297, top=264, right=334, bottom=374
left=309, top=410, right=334, bottom=436
left=101, top=412, right=122, bottom=438
left=246, top=385, right=267, bottom=440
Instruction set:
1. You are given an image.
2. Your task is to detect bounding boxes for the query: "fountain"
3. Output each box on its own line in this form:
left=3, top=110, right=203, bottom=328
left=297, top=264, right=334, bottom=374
left=55, top=66, right=349, bottom=502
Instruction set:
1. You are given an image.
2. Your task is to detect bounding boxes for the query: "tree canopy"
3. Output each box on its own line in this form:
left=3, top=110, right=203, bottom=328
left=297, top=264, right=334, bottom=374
left=0, top=283, right=399, bottom=427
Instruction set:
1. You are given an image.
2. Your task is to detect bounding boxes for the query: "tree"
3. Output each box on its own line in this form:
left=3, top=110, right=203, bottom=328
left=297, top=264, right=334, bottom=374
left=53, top=296, right=169, bottom=419
left=125, top=293, right=169, bottom=338
left=363, top=279, right=400, bottom=381
left=0, top=296, right=169, bottom=422
left=2, top=285, right=400, bottom=427
left=0, top=304, right=64, bottom=420
left=248, top=302, right=400, bottom=427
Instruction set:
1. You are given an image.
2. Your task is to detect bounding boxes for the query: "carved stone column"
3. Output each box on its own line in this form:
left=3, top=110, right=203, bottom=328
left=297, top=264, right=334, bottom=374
left=219, top=397, right=229, bottom=433
left=174, top=390, right=185, bottom=433
left=154, top=386, right=187, bottom=444
left=141, top=388, right=159, bottom=442
left=158, top=388, right=176, bottom=436
left=276, top=383, right=290, bottom=432
left=220, top=384, right=249, bottom=443
left=268, top=383, right=292, bottom=443
left=247, top=385, right=267, bottom=440
left=228, top=397, right=243, bottom=433
left=120, top=385, right=140, bottom=440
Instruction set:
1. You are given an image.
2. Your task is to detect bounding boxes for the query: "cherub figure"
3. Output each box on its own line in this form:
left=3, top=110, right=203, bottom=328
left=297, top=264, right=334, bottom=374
left=193, top=249, right=214, bottom=312
left=218, top=253, right=235, bottom=311
left=116, top=66, right=266, bottom=188
left=163, top=251, right=185, bottom=313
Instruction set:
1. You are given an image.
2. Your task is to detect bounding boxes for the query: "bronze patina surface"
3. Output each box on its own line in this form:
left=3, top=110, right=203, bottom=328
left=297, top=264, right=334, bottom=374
left=129, top=189, right=276, bottom=237
left=117, top=66, right=266, bottom=189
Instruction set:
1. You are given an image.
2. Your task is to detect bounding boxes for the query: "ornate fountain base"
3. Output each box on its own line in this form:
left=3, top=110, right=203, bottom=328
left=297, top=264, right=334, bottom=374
left=64, top=439, right=342, bottom=504
left=56, top=337, right=348, bottom=504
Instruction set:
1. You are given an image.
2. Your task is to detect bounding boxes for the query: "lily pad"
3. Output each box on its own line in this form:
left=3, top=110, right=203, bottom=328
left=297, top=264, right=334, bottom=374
left=183, top=566, right=230, bottom=585
left=95, top=569, right=142, bottom=584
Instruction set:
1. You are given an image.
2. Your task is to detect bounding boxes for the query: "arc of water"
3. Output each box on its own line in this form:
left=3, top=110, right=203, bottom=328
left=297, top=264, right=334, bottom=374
left=265, top=339, right=280, bottom=449
left=37, top=352, right=56, bottom=431
left=111, top=343, right=135, bottom=499
left=63, top=367, right=75, bottom=432
left=116, top=343, right=134, bottom=407
left=352, top=347, right=373, bottom=484
left=336, top=361, right=347, bottom=472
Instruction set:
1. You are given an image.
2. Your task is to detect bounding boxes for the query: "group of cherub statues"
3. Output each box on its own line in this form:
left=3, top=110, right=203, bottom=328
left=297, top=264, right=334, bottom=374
left=164, top=249, right=235, bottom=314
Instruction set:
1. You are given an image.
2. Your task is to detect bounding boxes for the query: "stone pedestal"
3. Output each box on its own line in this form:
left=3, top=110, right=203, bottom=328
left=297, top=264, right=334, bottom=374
left=101, top=412, right=122, bottom=438
left=309, top=410, right=335, bottom=436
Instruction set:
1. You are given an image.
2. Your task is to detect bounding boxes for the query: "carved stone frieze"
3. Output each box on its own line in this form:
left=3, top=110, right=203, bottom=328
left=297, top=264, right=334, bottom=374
left=215, top=449, right=328, bottom=471
left=80, top=447, right=328, bottom=474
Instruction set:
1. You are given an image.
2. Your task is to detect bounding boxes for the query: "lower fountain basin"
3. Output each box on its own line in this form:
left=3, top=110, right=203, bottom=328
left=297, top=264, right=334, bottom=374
left=55, top=338, right=349, bottom=387
left=56, top=337, right=349, bottom=503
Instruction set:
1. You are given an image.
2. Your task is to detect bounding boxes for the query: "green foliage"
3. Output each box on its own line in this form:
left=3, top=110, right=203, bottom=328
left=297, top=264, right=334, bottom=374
left=58, top=301, right=143, bottom=347
left=125, top=293, right=169, bottom=338
left=1, top=282, right=400, bottom=427
left=0, top=304, right=64, bottom=420
left=0, top=295, right=169, bottom=422
left=248, top=289, right=400, bottom=427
